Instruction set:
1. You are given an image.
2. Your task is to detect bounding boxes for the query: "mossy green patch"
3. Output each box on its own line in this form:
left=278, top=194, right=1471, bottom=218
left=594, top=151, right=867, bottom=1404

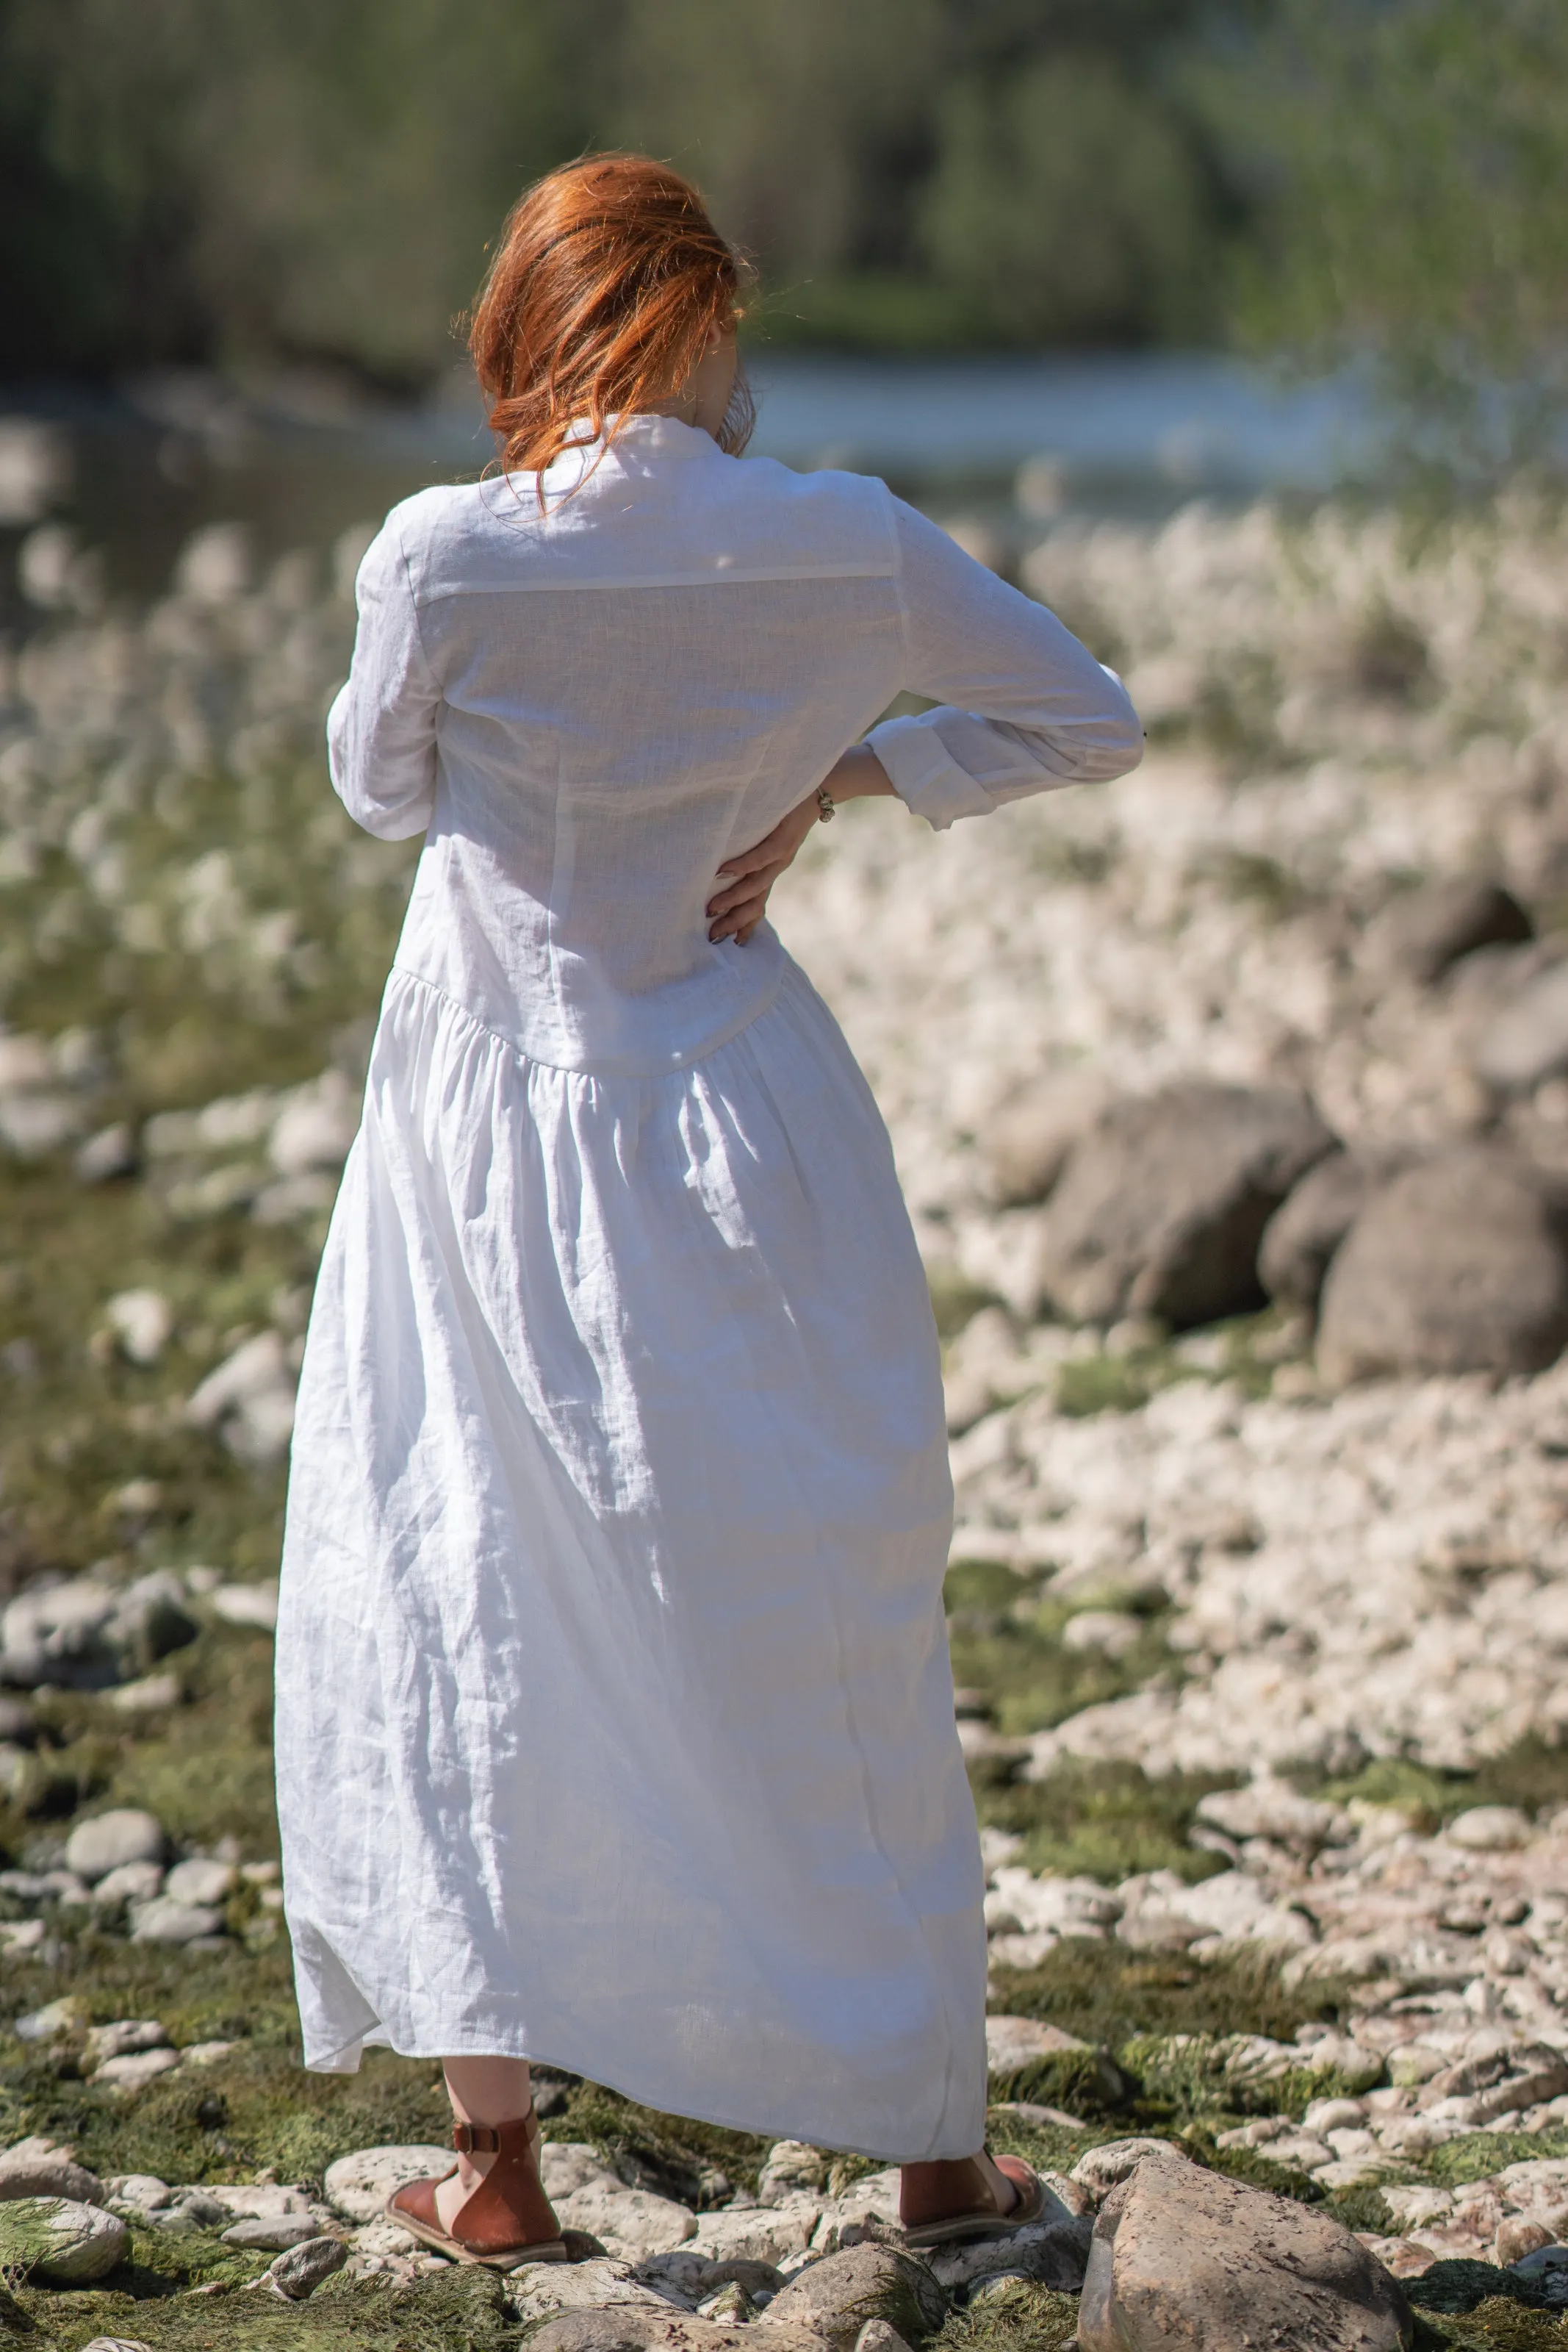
left=974, top=1757, right=1237, bottom=1885
left=1414, top=2309, right=1568, bottom=2351
left=15, top=2262, right=516, bottom=2351
left=1310, top=1742, right=1568, bottom=1832
left=1429, top=2130, right=1568, bottom=2187
left=545, top=2080, right=772, bottom=2204
left=988, top=2043, right=1133, bottom=2120
left=927, top=1270, right=1002, bottom=1342
left=989, top=1938, right=1353, bottom=2051
left=927, top=2278, right=1081, bottom=2352
left=946, top=1583, right=1185, bottom=1743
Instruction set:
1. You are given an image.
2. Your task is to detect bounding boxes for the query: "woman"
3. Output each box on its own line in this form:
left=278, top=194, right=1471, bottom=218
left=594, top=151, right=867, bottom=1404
left=276, top=154, right=1143, bottom=2270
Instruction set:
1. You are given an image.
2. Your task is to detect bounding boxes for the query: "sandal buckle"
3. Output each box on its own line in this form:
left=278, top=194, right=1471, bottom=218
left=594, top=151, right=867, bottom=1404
left=453, top=2123, right=503, bottom=2155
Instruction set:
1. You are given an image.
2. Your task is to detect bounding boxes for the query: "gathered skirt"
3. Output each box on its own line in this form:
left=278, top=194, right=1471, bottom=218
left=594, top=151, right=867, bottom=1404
left=275, top=954, right=986, bottom=2161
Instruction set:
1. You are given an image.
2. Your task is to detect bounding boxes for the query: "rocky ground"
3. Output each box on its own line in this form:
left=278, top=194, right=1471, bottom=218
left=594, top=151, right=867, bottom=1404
left=1, top=489, right=1568, bottom=2343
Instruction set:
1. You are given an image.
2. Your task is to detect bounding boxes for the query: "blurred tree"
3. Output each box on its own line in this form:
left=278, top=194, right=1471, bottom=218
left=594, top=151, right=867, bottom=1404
left=0, top=0, right=1277, bottom=376
left=1201, top=0, right=1568, bottom=467
left=604, top=0, right=943, bottom=279
left=0, top=0, right=581, bottom=384
left=919, top=51, right=1216, bottom=345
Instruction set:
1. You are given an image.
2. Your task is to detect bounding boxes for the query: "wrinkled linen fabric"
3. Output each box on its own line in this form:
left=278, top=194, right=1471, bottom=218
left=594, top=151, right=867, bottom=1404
left=276, top=413, right=1142, bottom=2159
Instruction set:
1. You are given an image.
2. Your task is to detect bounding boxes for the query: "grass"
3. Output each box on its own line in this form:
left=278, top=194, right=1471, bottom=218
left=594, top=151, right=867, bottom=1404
left=927, top=2279, right=1081, bottom=2352
left=987, top=1938, right=1353, bottom=2056
left=974, top=1756, right=1237, bottom=1885
left=943, top=1559, right=1190, bottom=1742
left=9, top=2262, right=517, bottom=2351
left=1306, top=1743, right=1568, bottom=1829
left=1051, top=1306, right=1306, bottom=1419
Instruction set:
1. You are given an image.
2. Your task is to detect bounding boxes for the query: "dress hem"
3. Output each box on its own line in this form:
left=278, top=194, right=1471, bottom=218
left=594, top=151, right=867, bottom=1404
left=301, top=2022, right=982, bottom=2167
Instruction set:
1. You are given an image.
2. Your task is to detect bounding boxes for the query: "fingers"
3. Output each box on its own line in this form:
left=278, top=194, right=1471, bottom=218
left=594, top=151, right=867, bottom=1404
left=707, top=860, right=786, bottom=920
left=708, top=885, right=771, bottom=943
left=716, top=825, right=788, bottom=879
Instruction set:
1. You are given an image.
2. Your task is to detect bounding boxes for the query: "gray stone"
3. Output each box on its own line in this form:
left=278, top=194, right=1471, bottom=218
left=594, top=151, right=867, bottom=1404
left=79, top=2341, right=154, bottom=2352
left=2, top=1584, right=116, bottom=1690
left=686, top=2202, right=819, bottom=2265
left=1475, top=958, right=1568, bottom=1092
left=756, top=2140, right=824, bottom=2205
left=853, top=2326, right=914, bottom=2352
left=511, top=2257, right=694, bottom=2323
left=1513, top=2243, right=1568, bottom=2278
left=64, top=1810, right=165, bottom=1881
left=1423, top=2043, right=1568, bottom=2120
left=323, top=2144, right=453, bottom=2223
left=927, top=2212, right=1093, bottom=2293
left=1076, top=2154, right=1412, bottom=2351
left=1071, top=2140, right=1190, bottom=2198
left=1364, top=879, right=1532, bottom=987
left=91, top=1862, right=165, bottom=1907
left=108, top=2176, right=173, bottom=2212
left=539, top=2145, right=622, bottom=2199
left=222, top=2213, right=327, bottom=2251
left=551, top=2182, right=697, bottom=2262
left=1258, top=1150, right=1406, bottom=1311
left=0, top=2195, right=129, bottom=2284
left=0, top=2136, right=104, bottom=2206
left=127, top=1897, right=223, bottom=1946
left=985, top=2017, right=1089, bottom=2072
left=150, top=2188, right=229, bottom=2231
left=695, top=2283, right=753, bottom=2323
left=75, top=1122, right=139, bottom=1184
left=263, top=2234, right=348, bottom=2298
left=1317, top=1148, right=1568, bottom=1383
left=105, top=1572, right=199, bottom=1672
left=987, top=1070, right=1114, bottom=1206
left=1040, top=1084, right=1338, bottom=1327
left=162, top=1857, right=236, bottom=1905
left=94, top=2049, right=182, bottom=2094
left=83, top=2020, right=168, bottom=2068
left=763, top=2242, right=946, bottom=2350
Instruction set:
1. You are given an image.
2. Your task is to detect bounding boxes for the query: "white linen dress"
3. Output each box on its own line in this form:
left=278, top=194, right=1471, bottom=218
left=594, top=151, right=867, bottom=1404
left=275, top=412, right=1142, bottom=2161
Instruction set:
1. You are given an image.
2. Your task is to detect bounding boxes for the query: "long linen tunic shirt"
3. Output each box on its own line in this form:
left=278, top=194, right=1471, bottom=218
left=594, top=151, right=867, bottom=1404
left=276, top=412, right=1142, bottom=2161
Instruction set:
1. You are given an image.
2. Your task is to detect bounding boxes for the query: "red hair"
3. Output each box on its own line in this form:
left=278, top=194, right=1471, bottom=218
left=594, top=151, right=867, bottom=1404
left=469, top=154, right=753, bottom=480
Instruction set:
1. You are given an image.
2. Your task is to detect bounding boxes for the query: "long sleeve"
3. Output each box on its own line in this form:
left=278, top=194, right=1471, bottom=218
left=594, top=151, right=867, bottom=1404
left=326, top=516, right=441, bottom=840
left=867, top=496, right=1143, bottom=831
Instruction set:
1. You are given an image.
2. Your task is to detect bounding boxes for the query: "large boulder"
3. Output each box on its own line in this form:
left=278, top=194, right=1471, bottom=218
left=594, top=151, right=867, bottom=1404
left=1317, top=1148, right=1568, bottom=1384
left=1076, top=2148, right=1412, bottom=2351
left=1362, top=878, right=1532, bottom=987
left=1257, top=1148, right=1414, bottom=1313
left=986, top=1070, right=1114, bottom=1206
left=1474, top=958, right=1568, bottom=1093
left=1039, top=1085, right=1337, bottom=1327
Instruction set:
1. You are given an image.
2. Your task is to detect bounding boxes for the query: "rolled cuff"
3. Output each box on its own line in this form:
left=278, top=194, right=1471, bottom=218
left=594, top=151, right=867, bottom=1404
left=866, top=713, right=998, bottom=831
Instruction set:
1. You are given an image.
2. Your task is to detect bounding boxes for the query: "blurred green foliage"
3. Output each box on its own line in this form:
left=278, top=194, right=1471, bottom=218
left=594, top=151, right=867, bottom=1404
left=0, top=0, right=1239, bottom=379
left=1197, top=0, right=1568, bottom=471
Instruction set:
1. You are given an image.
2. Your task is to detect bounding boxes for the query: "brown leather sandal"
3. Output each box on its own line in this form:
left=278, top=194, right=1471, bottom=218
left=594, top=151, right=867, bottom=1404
left=387, top=2108, right=569, bottom=2268
left=899, top=2150, right=1049, bottom=2247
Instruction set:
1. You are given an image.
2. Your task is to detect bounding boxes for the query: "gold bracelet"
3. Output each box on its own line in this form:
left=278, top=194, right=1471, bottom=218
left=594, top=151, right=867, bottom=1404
left=815, top=786, right=837, bottom=823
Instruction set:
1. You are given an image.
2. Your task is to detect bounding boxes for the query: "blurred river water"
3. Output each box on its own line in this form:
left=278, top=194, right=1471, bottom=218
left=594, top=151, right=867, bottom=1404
left=0, top=349, right=1379, bottom=624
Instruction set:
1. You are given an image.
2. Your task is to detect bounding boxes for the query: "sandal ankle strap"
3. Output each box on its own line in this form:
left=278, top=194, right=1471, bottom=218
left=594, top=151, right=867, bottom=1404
left=452, top=2106, right=539, bottom=2158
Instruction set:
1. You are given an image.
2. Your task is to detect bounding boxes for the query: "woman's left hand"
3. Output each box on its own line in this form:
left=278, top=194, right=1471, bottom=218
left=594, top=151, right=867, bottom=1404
left=706, top=792, right=822, bottom=944
left=707, top=746, right=894, bottom=945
